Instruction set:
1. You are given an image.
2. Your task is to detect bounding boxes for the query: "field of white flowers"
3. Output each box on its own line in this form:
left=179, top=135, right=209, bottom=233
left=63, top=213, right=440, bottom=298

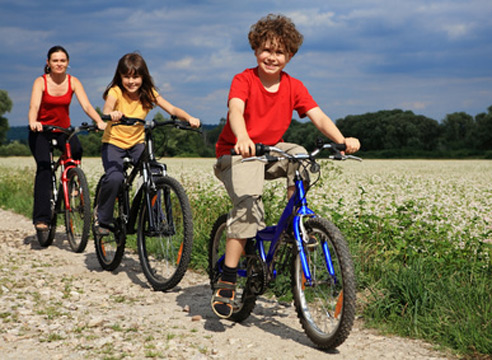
left=1, top=156, right=491, bottom=244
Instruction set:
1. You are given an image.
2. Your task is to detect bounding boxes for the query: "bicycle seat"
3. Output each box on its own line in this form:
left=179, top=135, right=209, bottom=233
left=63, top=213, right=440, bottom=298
left=123, top=157, right=134, bottom=170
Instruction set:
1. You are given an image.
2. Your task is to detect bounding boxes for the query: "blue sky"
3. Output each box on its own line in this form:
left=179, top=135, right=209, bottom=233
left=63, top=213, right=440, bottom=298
left=1, top=0, right=492, bottom=127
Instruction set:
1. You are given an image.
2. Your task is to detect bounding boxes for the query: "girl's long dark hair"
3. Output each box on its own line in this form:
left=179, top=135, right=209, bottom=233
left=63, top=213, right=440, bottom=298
left=45, top=45, right=69, bottom=74
left=103, top=52, right=157, bottom=111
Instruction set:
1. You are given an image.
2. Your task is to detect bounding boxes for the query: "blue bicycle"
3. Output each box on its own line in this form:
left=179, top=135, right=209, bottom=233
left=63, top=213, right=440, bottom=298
left=208, top=141, right=361, bottom=350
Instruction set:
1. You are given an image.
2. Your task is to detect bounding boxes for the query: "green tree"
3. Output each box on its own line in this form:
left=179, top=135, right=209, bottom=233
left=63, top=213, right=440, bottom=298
left=440, top=112, right=475, bottom=150
left=336, top=109, right=440, bottom=152
left=0, top=90, right=13, bottom=145
left=474, top=105, right=492, bottom=150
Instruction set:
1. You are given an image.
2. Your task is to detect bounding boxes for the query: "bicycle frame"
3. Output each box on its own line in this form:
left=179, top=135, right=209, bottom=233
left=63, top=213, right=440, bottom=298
left=117, top=157, right=154, bottom=235
left=114, top=121, right=171, bottom=235
left=251, top=170, right=322, bottom=284
left=49, top=134, right=81, bottom=213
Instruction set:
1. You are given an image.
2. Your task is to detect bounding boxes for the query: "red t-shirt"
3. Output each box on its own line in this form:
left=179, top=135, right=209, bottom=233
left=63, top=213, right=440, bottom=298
left=37, top=74, right=73, bottom=128
left=215, top=67, right=318, bottom=157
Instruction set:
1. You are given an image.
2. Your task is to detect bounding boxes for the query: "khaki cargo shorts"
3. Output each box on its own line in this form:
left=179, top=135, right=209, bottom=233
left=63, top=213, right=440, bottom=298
left=214, top=142, right=309, bottom=239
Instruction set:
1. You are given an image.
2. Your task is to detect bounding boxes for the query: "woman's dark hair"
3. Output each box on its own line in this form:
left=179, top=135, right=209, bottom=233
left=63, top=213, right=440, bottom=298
left=103, top=52, right=157, bottom=111
left=45, top=45, right=69, bottom=74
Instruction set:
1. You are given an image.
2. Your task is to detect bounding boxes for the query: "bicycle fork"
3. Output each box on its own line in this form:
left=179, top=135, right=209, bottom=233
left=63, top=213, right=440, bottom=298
left=292, top=179, right=337, bottom=287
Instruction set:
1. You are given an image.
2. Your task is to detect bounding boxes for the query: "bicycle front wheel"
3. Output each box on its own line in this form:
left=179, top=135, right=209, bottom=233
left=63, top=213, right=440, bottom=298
left=291, top=217, right=356, bottom=350
left=65, top=167, right=91, bottom=253
left=93, top=176, right=126, bottom=271
left=137, top=176, right=193, bottom=291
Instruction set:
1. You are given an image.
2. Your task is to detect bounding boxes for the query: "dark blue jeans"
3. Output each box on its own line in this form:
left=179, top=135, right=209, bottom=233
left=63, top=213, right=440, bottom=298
left=29, top=130, right=82, bottom=225
left=96, top=143, right=145, bottom=226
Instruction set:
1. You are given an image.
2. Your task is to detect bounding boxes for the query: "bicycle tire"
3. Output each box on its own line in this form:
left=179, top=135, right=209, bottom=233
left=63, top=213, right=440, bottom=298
left=93, top=175, right=126, bottom=271
left=291, top=217, right=356, bottom=350
left=64, top=167, right=91, bottom=253
left=208, top=214, right=257, bottom=322
left=38, top=179, right=60, bottom=247
left=137, top=176, right=193, bottom=291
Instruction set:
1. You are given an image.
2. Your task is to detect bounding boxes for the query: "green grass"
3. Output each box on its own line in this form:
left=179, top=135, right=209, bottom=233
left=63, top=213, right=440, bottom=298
left=0, top=167, right=34, bottom=218
left=1, top=162, right=491, bottom=358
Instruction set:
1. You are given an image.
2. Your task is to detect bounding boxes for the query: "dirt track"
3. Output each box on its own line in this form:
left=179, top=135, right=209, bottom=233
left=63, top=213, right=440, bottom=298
left=0, top=208, right=453, bottom=359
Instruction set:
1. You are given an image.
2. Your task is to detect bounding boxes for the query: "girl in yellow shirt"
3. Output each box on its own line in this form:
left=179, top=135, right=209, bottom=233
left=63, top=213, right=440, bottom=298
left=95, top=52, right=200, bottom=234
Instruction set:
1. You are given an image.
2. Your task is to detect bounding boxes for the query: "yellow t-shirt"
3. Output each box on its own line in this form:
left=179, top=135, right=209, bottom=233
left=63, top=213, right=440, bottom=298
left=101, top=86, right=159, bottom=149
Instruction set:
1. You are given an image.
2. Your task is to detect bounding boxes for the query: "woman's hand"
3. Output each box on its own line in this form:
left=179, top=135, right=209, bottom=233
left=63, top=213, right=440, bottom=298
left=96, top=121, right=107, bottom=131
left=29, top=121, right=43, bottom=132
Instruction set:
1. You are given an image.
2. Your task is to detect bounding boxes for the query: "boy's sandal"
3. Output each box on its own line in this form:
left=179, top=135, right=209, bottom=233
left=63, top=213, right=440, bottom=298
left=211, top=280, right=237, bottom=319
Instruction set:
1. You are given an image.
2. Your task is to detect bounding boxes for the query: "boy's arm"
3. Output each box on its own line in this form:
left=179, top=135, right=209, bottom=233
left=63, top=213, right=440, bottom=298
left=229, top=98, right=256, bottom=157
left=306, top=107, right=360, bottom=154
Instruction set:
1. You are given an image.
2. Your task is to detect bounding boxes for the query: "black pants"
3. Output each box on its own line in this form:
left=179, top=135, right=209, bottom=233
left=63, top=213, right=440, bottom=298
left=29, top=131, right=82, bottom=225
left=96, top=143, right=144, bottom=226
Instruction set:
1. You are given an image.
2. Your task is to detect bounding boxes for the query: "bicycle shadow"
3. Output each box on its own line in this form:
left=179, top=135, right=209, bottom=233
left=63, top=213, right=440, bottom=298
left=83, top=249, right=150, bottom=290
left=23, top=231, right=154, bottom=290
left=23, top=231, right=73, bottom=252
left=175, top=282, right=334, bottom=353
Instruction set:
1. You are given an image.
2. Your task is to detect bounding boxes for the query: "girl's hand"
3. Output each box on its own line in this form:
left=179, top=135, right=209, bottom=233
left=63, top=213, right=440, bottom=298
left=109, top=111, right=123, bottom=122
left=29, top=121, right=43, bottom=132
left=187, top=116, right=200, bottom=128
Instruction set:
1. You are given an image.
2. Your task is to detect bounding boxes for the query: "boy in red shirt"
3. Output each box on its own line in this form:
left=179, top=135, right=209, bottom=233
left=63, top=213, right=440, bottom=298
left=212, top=14, right=360, bottom=318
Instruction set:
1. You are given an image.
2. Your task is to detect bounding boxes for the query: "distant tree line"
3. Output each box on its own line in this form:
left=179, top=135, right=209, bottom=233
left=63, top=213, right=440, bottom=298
left=283, top=107, right=492, bottom=158
left=1, top=89, right=491, bottom=158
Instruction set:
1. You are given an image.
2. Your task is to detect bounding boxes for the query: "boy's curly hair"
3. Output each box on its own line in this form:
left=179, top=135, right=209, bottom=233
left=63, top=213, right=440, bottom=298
left=248, top=14, right=304, bottom=57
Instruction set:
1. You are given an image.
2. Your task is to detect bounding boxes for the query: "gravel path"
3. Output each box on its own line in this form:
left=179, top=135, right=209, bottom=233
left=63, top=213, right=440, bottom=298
left=0, top=208, right=454, bottom=359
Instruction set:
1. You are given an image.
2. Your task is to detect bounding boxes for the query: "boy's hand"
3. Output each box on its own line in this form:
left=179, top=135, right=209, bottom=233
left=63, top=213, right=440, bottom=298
left=343, top=137, right=360, bottom=154
left=234, top=137, right=256, bottom=157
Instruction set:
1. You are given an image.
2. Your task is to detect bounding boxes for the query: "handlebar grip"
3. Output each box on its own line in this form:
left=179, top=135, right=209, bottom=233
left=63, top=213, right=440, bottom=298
left=230, top=143, right=269, bottom=156
left=101, top=114, right=111, bottom=121
left=333, top=143, right=346, bottom=151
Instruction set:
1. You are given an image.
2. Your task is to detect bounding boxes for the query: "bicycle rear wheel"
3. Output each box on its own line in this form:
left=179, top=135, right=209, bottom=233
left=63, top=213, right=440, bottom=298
left=93, top=176, right=126, bottom=271
left=291, top=217, right=356, bottom=350
left=208, top=214, right=257, bottom=322
left=65, top=167, right=91, bottom=253
left=137, top=176, right=193, bottom=291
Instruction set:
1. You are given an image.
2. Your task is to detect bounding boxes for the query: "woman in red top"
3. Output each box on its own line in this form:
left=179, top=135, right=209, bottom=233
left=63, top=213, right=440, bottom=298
left=28, top=45, right=106, bottom=231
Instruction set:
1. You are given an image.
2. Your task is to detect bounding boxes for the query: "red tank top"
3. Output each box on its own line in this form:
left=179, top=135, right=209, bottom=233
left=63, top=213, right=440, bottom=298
left=37, top=74, right=73, bottom=128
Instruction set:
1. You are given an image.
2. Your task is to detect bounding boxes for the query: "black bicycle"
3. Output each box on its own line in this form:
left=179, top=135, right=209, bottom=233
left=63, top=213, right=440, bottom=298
left=93, top=115, right=198, bottom=291
left=36, top=123, right=98, bottom=252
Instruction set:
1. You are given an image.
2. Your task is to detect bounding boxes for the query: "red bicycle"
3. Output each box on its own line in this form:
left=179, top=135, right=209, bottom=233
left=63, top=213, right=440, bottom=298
left=36, top=122, right=98, bottom=252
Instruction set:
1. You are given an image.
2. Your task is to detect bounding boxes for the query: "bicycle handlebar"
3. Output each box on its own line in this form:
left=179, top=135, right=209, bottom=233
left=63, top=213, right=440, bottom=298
left=236, top=142, right=362, bottom=163
left=102, top=114, right=202, bottom=133
left=31, top=122, right=99, bottom=140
